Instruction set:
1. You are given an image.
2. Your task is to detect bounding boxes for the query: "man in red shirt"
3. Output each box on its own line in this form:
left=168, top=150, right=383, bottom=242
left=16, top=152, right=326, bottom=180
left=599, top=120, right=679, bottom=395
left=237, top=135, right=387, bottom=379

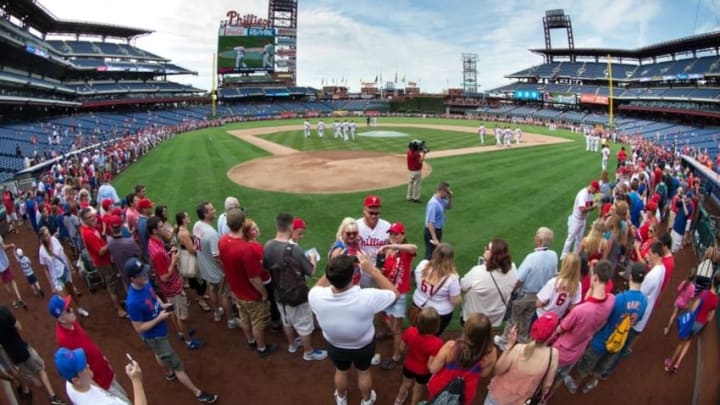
left=406, top=143, right=426, bottom=202
left=147, top=216, right=203, bottom=350
left=658, top=233, right=675, bottom=294
left=79, top=207, right=126, bottom=318
left=49, top=294, right=129, bottom=401
left=2, top=186, right=19, bottom=234
left=218, top=208, right=277, bottom=357
left=616, top=146, right=627, bottom=173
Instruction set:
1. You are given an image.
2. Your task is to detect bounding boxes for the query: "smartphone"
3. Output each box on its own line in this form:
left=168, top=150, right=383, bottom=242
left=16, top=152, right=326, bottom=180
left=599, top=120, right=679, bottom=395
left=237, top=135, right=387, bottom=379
left=164, top=304, right=175, bottom=313
left=126, top=353, right=134, bottom=364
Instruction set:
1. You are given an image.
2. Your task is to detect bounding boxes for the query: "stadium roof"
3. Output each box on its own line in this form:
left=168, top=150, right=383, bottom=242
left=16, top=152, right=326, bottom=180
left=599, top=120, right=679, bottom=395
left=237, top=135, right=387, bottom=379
left=530, top=31, right=720, bottom=60
left=0, top=0, right=152, bottom=39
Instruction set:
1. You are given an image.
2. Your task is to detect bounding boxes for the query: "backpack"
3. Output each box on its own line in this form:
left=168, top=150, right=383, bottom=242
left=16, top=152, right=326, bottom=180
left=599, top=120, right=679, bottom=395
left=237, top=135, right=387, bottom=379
left=269, top=243, right=309, bottom=307
left=605, top=295, right=632, bottom=353
left=426, top=377, right=464, bottom=405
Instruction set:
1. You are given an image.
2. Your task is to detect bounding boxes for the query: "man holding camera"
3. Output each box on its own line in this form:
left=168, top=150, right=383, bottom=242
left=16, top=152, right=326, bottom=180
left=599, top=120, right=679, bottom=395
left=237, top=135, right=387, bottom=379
left=406, top=141, right=427, bottom=202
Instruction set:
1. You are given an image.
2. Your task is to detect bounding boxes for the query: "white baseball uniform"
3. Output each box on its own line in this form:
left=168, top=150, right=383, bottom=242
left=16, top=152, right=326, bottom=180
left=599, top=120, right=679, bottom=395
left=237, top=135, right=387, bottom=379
left=356, top=217, right=390, bottom=287
left=317, top=121, right=325, bottom=138
left=561, top=187, right=595, bottom=257
left=303, top=120, right=311, bottom=138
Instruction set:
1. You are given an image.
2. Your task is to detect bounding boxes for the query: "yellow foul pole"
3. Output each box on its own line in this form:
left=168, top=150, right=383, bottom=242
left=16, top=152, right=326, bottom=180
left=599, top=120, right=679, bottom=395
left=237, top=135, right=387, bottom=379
left=211, top=53, right=217, bottom=119
left=607, top=55, right=613, bottom=130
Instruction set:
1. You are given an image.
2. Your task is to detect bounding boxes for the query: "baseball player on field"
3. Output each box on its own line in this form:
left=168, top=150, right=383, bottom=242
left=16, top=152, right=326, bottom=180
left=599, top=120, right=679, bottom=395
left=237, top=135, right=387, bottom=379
left=333, top=120, right=341, bottom=139
left=504, top=127, right=512, bottom=147
left=234, top=45, right=246, bottom=69
left=601, top=144, right=610, bottom=171
left=342, top=120, right=350, bottom=141
left=514, top=127, right=522, bottom=145
left=303, top=120, right=311, bottom=138
left=495, top=125, right=502, bottom=146
left=561, top=180, right=599, bottom=259
left=317, top=120, right=325, bottom=138
left=350, top=121, right=357, bottom=141
left=478, top=125, right=485, bottom=144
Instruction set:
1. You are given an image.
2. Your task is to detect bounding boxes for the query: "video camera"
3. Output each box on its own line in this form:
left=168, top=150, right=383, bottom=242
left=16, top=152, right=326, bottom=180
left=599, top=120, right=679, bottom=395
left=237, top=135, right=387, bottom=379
left=408, top=139, right=429, bottom=153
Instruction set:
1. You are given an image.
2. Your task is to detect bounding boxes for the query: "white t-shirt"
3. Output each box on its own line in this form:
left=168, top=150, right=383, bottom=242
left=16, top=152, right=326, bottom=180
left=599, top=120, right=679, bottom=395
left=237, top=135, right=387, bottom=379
left=633, top=263, right=665, bottom=332
left=66, top=382, right=130, bottom=405
left=602, top=147, right=610, bottom=161
left=39, top=236, right=70, bottom=279
left=460, top=264, right=518, bottom=326
left=571, top=187, right=594, bottom=220
left=536, top=277, right=582, bottom=318
left=412, top=260, right=461, bottom=316
left=308, top=285, right=396, bottom=349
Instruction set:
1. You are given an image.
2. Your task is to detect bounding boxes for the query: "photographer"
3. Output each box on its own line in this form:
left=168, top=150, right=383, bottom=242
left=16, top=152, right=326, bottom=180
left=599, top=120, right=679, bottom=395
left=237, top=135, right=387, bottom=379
left=406, top=140, right=427, bottom=202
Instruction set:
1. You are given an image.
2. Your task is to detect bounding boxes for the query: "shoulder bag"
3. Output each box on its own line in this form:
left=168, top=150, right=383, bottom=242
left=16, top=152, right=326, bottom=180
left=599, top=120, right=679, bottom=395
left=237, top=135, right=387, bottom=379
left=526, top=348, right=553, bottom=405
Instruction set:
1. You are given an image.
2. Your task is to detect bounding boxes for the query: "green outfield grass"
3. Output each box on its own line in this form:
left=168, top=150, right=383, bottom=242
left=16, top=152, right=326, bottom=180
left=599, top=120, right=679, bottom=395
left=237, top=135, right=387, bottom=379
left=112, top=117, right=609, bottom=329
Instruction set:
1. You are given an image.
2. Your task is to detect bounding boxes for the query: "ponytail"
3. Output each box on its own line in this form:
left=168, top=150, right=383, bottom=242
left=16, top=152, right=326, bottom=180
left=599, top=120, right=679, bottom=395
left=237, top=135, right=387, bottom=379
left=522, top=340, right=537, bottom=360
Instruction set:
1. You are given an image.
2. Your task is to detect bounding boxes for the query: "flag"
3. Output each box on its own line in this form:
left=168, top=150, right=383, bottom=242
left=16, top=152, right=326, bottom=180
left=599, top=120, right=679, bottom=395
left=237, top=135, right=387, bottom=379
left=394, top=71, right=398, bottom=83
left=374, top=75, right=378, bottom=83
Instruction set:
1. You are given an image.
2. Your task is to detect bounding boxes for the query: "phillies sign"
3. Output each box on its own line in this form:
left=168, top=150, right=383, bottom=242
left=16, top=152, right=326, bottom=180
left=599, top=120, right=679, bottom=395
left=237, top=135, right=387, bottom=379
left=223, top=11, right=270, bottom=27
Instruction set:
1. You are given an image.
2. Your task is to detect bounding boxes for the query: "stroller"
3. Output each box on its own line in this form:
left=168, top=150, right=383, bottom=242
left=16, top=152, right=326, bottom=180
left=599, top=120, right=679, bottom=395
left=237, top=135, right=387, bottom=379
left=76, top=248, right=105, bottom=293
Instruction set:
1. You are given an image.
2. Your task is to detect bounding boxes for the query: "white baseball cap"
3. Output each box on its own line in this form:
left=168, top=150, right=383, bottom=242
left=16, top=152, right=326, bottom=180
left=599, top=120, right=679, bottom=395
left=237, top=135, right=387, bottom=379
left=15, top=248, right=23, bottom=257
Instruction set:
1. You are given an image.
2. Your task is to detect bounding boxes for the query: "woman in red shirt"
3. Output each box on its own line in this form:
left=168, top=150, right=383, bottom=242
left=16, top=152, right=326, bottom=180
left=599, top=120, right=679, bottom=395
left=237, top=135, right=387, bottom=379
left=377, top=222, right=417, bottom=370
left=664, top=272, right=719, bottom=373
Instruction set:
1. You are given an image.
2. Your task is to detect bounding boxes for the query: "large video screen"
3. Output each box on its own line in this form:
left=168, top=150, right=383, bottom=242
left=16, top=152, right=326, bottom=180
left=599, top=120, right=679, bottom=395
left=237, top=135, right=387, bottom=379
left=217, top=27, right=276, bottom=74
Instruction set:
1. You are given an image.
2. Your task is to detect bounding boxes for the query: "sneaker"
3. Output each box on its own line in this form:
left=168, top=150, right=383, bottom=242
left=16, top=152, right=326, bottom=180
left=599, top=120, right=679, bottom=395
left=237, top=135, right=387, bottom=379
left=381, top=358, right=401, bottom=370
left=563, top=375, right=578, bottom=395
left=213, top=308, right=223, bottom=322
left=288, top=337, right=303, bottom=353
left=77, top=307, right=89, bottom=317
left=257, top=343, right=278, bottom=358
left=370, top=353, right=381, bottom=366
left=664, top=357, right=673, bottom=372
left=247, top=341, right=257, bottom=351
left=49, top=395, right=67, bottom=405
left=360, top=390, right=377, bottom=405
left=186, top=338, right=205, bottom=350
left=197, top=391, right=218, bottom=404
left=493, top=335, right=507, bottom=351
left=334, top=390, right=348, bottom=405
left=581, top=378, right=599, bottom=394
left=303, top=349, right=328, bottom=361
left=227, top=318, right=240, bottom=329
left=166, top=371, right=177, bottom=381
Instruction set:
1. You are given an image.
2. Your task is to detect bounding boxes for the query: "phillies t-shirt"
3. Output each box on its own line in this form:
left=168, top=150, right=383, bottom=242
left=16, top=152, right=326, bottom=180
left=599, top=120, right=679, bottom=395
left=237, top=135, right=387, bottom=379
left=402, top=326, right=443, bottom=375
left=80, top=224, right=111, bottom=267
left=148, top=238, right=182, bottom=298
left=660, top=255, right=675, bottom=293
left=56, top=321, right=115, bottom=390
left=536, top=277, right=582, bottom=318
left=126, top=282, right=168, bottom=340
left=382, top=250, right=415, bottom=294
left=553, top=294, right=615, bottom=366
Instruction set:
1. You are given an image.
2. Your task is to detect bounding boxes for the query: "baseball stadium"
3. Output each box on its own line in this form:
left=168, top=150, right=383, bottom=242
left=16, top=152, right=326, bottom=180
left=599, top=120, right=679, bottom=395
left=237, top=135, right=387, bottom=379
left=0, top=1, right=717, bottom=405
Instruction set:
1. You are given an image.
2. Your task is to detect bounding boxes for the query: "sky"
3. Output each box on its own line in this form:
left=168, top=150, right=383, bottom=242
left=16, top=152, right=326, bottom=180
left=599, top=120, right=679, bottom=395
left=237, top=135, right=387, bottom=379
left=37, top=0, right=720, bottom=93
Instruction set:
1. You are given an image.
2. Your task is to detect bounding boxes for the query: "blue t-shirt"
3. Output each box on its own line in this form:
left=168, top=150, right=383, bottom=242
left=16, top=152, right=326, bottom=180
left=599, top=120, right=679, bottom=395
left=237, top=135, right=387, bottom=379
left=126, top=282, right=168, bottom=340
left=136, top=216, right=149, bottom=260
left=628, top=192, right=643, bottom=228
left=672, top=200, right=693, bottom=235
left=590, top=290, right=647, bottom=355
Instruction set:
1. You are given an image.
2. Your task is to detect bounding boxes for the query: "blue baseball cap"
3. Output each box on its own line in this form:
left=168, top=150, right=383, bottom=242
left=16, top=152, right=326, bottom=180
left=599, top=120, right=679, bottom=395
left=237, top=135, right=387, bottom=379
left=54, top=348, right=87, bottom=381
left=124, top=257, right=150, bottom=279
left=48, top=295, right=72, bottom=319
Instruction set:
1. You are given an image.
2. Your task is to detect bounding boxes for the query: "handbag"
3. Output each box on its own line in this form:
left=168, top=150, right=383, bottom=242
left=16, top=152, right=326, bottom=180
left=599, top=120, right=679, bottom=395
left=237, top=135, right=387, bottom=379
left=677, top=290, right=707, bottom=340
left=408, top=274, right=449, bottom=325
left=526, top=348, right=553, bottom=405
left=178, top=249, right=199, bottom=278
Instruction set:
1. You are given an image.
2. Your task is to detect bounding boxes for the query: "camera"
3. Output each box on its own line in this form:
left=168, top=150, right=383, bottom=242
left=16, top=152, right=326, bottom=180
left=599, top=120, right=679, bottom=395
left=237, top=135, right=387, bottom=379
left=376, top=253, right=386, bottom=269
left=409, top=139, right=429, bottom=153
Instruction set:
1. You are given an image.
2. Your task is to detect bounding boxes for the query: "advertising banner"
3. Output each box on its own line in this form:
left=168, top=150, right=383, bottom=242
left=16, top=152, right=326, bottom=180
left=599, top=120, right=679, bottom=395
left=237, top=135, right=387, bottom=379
left=543, top=92, right=577, bottom=105
left=580, top=94, right=609, bottom=105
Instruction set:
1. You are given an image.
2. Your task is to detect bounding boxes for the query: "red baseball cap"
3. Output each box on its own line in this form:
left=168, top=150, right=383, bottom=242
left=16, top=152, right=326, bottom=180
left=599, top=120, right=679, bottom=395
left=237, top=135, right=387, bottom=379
left=137, top=198, right=153, bottom=210
left=646, top=201, right=658, bottom=213
left=292, top=218, right=306, bottom=230
left=108, top=215, right=122, bottom=229
left=101, top=198, right=113, bottom=211
left=590, top=180, right=600, bottom=191
left=530, top=311, right=559, bottom=342
left=364, top=195, right=382, bottom=208
left=387, top=222, right=406, bottom=234
left=111, top=207, right=123, bottom=216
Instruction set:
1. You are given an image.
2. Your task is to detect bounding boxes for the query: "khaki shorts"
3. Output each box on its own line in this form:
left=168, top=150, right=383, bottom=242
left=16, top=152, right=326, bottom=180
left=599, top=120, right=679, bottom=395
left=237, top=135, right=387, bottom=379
left=236, top=299, right=270, bottom=331
left=277, top=302, right=315, bottom=336
left=208, top=279, right=230, bottom=298
left=166, top=292, right=190, bottom=321
left=144, top=336, right=183, bottom=371
left=16, top=347, right=44, bottom=380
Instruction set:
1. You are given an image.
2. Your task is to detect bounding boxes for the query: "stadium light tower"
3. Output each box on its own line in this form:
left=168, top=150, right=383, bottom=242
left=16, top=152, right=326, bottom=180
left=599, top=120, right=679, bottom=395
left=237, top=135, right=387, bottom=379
left=543, top=9, right=574, bottom=63
left=462, top=53, right=478, bottom=93
left=268, top=0, right=298, bottom=85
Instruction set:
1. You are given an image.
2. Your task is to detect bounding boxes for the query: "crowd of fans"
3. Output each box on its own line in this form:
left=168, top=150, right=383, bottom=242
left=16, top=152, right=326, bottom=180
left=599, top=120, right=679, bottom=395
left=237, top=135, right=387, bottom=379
left=0, top=119, right=718, bottom=405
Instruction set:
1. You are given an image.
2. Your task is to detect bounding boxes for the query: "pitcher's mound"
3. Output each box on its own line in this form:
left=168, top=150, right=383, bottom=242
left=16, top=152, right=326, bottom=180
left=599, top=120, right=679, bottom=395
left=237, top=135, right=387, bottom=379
left=227, top=150, right=432, bottom=194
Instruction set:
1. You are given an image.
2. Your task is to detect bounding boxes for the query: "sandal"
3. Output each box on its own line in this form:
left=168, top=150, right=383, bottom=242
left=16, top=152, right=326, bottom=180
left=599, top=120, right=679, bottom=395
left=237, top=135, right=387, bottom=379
left=664, top=358, right=673, bottom=372
left=197, top=299, right=211, bottom=312
left=381, top=358, right=401, bottom=371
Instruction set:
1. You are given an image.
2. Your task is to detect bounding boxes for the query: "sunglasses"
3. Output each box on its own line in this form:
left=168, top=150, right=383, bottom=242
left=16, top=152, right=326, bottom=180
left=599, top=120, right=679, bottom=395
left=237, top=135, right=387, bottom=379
left=367, top=211, right=380, bottom=216
left=345, top=231, right=358, bottom=236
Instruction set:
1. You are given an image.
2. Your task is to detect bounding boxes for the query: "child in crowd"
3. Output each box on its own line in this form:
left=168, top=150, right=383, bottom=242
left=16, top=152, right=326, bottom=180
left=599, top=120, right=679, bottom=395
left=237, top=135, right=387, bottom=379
left=664, top=267, right=696, bottom=335
left=14, top=248, right=43, bottom=297
left=392, top=307, right=443, bottom=405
